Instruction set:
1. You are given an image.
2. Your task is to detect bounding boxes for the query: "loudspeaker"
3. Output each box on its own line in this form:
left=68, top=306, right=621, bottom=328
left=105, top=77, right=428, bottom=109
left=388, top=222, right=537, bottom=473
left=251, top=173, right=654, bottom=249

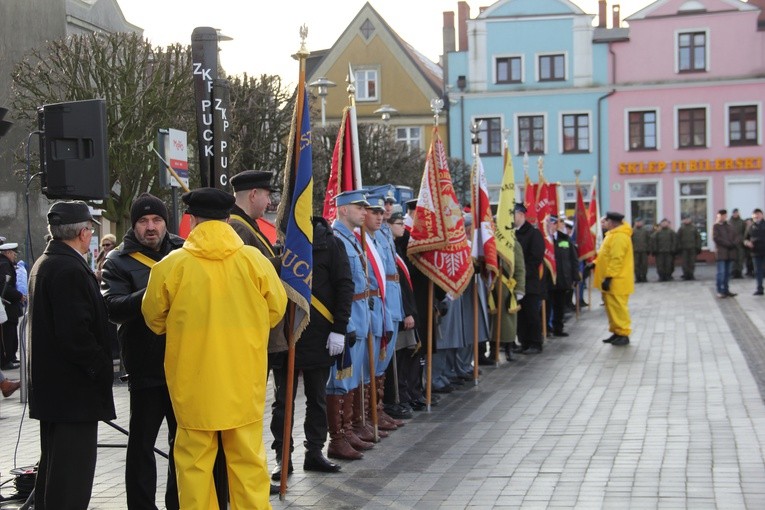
left=39, top=99, right=109, bottom=200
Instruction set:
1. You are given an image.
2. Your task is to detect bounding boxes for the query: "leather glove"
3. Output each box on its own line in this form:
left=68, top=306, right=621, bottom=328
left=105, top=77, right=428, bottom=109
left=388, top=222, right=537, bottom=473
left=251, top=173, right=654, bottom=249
left=601, top=277, right=612, bottom=292
left=326, top=332, right=345, bottom=356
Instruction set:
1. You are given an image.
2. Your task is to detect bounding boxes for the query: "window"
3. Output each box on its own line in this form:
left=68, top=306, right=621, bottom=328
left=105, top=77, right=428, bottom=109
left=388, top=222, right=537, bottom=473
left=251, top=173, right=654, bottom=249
left=539, top=54, right=565, bottom=81
left=396, top=127, right=422, bottom=150
left=561, top=184, right=591, bottom=217
left=562, top=114, right=589, bottom=153
left=729, top=105, right=758, bottom=146
left=628, top=182, right=658, bottom=226
left=476, top=117, right=502, bottom=156
left=678, top=31, right=706, bottom=72
left=354, top=69, right=378, bottom=101
left=628, top=111, right=657, bottom=150
left=518, top=115, right=544, bottom=155
left=496, top=56, right=522, bottom=84
left=678, top=108, right=706, bottom=148
left=678, top=181, right=709, bottom=247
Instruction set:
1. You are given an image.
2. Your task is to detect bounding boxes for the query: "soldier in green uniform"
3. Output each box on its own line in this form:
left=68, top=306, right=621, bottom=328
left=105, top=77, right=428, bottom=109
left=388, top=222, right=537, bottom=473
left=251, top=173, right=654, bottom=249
left=729, top=208, right=746, bottom=278
left=650, top=218, right=677, bottom=281
left=676, top=213, right=702, bottom=280
left=631, top=218, right=651, bottom=282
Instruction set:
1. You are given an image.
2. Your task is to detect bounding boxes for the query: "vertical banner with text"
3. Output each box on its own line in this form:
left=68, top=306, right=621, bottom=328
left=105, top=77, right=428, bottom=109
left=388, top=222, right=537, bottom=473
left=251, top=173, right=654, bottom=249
left=191, top=27, right=218, bottom=188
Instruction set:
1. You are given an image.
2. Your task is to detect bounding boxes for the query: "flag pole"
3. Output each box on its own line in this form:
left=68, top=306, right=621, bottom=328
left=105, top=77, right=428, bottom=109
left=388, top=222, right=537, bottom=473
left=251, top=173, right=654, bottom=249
left=469, top=122, right=481, bottom=384
left=426, top=280, right=433, bottom=412
left=494, top=131, right=511, bottom=366
left=279, top=26, right=309, bottom=500
left=538, top=158, right=547, bottom=342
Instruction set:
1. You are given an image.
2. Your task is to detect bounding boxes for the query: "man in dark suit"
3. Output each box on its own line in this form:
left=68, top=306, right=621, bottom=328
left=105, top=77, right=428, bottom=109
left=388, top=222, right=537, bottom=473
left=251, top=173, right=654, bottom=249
left=28, top=201, right=116, bottom=510
left=513, top=203, right=545, bottom=354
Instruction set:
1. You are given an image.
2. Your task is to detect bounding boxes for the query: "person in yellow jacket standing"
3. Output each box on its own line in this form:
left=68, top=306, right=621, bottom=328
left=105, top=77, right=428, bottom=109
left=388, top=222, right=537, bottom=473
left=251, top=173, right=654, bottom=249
left=594, top=211, right=634, bottom=347
left=142, top=188, right=287, bottom=510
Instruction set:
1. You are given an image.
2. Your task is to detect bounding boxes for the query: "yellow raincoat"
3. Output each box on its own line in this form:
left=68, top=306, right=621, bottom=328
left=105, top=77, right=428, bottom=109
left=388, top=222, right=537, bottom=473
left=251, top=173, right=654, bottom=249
left=594, top=222, right=634, bottom=336
left=142, top=219, right=287, bottom=430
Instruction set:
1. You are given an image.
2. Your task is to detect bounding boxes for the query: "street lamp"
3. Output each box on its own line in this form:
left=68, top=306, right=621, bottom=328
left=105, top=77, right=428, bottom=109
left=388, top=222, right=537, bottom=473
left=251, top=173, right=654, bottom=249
left=374, top=104, right=398, bottom=122
left=308, top=77, right=336, bottom=127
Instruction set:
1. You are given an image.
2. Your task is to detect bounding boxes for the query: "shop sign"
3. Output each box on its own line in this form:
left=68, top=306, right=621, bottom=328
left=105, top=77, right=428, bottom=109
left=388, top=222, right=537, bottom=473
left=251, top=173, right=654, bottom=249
left=618, top=156, right=762, bottom=175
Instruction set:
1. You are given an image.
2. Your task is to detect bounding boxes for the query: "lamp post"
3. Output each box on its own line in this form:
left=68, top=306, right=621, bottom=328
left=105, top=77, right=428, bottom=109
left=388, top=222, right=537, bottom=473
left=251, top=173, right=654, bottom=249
left=308, top=77, right=336, bottom=127
left=373, top=104, right=398, bottom=123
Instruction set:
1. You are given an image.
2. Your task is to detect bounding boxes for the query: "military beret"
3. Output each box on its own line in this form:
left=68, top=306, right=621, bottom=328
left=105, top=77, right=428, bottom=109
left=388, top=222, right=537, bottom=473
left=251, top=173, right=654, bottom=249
left=230, top=170, right=275, bottom=192
left=335, top=190, right=369, bottom=207
left=387, top=212, right=405, bottom=223
left=681, top=212, right=690, bottom=220
left=182, top=187, right=235, bottom=219
left=514, top=202, right=527, bottom=213
left=605, top=211, right=625, bottom=222
left=718, top=209, right=728, bottom=215
left=47, top=200, right=100, bottom=226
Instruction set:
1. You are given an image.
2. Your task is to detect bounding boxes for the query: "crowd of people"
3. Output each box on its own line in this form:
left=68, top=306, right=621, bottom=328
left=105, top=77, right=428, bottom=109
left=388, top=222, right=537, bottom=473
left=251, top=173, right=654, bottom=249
left=1, top=171, right=762, bottom=509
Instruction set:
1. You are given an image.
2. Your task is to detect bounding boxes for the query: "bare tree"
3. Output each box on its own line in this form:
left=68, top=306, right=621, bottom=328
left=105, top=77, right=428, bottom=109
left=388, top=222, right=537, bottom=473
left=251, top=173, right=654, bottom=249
left=12, top=32, right=195, bottom=237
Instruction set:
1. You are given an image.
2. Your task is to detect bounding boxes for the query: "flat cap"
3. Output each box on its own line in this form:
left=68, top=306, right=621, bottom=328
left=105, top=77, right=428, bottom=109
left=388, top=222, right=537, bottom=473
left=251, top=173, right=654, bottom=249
left=335, top=190, right=369, bottom=207
left=47, top=201, right=100, bottom=226
left=605, top=211, right=625, bottom=222
left=230, top=170, right=275, bottom=192
left=514, top=202, right=527, bottom=213
left=182, top=187, right=235, bottom=219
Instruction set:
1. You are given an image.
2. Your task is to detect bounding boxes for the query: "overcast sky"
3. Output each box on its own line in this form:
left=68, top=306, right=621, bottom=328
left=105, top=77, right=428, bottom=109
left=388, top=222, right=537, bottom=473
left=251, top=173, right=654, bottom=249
left=118, top=0, right=657, bottom=86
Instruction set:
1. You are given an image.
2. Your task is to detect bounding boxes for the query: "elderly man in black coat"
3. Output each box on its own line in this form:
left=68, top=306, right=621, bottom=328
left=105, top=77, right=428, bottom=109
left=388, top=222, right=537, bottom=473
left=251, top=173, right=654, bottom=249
left=28, top=201, right=116, bottom=510
left=513, top=203, right=546, bottom=354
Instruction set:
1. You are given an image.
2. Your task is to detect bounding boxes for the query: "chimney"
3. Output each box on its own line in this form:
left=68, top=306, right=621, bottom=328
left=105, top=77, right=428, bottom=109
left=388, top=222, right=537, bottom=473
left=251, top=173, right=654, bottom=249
left=443, top=11, right=456, bottom=54
left=598, top=0, right=607, bottom=28
left=458, top=1, right=469, bottom=52
left=748, top=0, right=765, bottom=29
left=612, top=4, right=621, bottom=28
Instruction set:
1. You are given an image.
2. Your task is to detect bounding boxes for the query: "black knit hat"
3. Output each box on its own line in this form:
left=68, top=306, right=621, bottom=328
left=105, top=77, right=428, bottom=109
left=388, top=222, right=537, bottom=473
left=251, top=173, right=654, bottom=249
left=131, top=193, right=169, bottom=227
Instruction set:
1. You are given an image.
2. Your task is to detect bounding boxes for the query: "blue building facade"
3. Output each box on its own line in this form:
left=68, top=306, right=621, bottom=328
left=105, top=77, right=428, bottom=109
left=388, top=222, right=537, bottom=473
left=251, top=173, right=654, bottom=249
left=446, top=0, right=619, bottom=211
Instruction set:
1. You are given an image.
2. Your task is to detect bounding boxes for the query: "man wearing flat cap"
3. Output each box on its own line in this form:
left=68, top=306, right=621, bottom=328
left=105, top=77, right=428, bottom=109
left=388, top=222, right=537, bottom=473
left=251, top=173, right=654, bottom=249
left=712, top=209, right=739, bottom=298
left=100, top=192, right=183, bottom=509
left=142, top=187, right=287, bottom=509
left=677, top=213, right=702, bottom=281
left=513, top=202, right=545, bottom=354
left=649, top=218, right=676, bottom=281
left=0, top=240, right=23, bottom=370
left=28, top=200, right=116, bottom=510
left=594, top=212, right=634, bottom=346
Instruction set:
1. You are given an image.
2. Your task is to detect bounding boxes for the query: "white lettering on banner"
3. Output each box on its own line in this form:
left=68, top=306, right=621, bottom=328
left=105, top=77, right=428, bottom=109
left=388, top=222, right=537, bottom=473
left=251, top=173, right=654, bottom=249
left=203, top=129, right=213, bottom=142
left=204, top=145, right=214, bottom=157
left=220, top=157, right=228, bottom=169
left=219, top=174, right=228, bottom=186
left=192, top=63, right=213, bottom=81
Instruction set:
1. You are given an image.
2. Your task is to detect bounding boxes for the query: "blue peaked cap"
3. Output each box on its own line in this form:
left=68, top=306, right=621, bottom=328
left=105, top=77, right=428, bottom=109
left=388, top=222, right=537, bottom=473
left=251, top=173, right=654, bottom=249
left=334, top=190, right=369, bottom=207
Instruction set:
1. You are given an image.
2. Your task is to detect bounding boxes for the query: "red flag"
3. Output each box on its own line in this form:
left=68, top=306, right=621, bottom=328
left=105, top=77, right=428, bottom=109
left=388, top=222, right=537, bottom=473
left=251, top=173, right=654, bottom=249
left=323, top=107, right=358, bottom=222
left=535, top=180, right=557, bottom=283
left=407, top=127, right=474, bottom=296
left=471, top=154, right=499, bottom=285
left=575, top=182, right=596, bottom=261
left=524, top=173, right=538, bottom=227
left=587, top=176, right=600, bottom=245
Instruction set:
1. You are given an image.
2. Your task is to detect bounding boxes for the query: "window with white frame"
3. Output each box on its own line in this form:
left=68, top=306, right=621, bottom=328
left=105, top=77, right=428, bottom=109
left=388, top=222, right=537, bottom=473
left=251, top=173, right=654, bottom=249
left=496, top=56, right=522, bottom=84
left=476, top=117, right=502, bottom=156
left=518, top=115, right=544, bottom=155
left=354, top=69, right=378, bottom=101
left=628, top=182, right=658, bottom=226
left=728, top=105, right=758, bottom=146
left=678, top=31, right=706, bottom=73
left=562, top=114, right=589, bottom=153
left=678, top=107, right=706, bottom=148
left=396, top=127, right=422, bottom=150
left=678, top=181, right=709, bottom=247
left=628, top=110, right=657, bottom=150
left=539, top=54, right=565, bottom=81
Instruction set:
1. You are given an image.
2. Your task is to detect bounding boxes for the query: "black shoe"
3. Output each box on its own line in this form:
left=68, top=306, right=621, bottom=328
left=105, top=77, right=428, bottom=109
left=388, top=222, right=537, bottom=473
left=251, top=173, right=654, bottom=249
left=726, top=292, right=737, bottom=297
left=580, top=300, right=589, bottom=306
left=0, top=363, right=13, bottom=371
left=477, top=356, right=494, bottom=366
left=409, top=399, right=426, bottom=411
left=271, top=459, right=294, bottom=481
left=448, top=378, right=465, bottom=386
left=432, top=385, right=454, bottom=394
left=270, top=483, right=280, bottom=495
left=611, top=336, right=630, bottom=346
left=552, top=331, right=569, bottom=337
left=755, top=290, right=764, bottom=296
left=384, top=403, right=413, bottom=419
left=511, top=345, right=525, bottom=354
left=521, top=347, right=542, bottom=354
left=304, top=451, right=341, bottom=473
left=602, top=334, right=617, bottom=343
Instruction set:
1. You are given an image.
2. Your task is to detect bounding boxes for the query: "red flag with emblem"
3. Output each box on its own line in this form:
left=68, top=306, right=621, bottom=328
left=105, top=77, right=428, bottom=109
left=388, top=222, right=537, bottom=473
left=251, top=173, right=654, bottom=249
left=536, top=177, right=557, bottom=283
left=575, top=181, right=596, bottom=262
left=323, top=107, right=358, bottom=222
left=407, top=127, right=474, bottom=296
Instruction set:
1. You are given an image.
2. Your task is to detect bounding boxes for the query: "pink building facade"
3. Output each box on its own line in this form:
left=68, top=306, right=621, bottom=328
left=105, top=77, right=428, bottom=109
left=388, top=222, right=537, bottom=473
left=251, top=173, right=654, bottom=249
left=607, top=0, right=765, bottom=250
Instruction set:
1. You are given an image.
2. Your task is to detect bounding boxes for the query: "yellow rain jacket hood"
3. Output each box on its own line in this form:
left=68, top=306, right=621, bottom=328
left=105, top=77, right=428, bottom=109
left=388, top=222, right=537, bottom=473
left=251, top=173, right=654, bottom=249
left=142, top=220, right=287, bottom=430
left=594, top=222, right=635, bottom=296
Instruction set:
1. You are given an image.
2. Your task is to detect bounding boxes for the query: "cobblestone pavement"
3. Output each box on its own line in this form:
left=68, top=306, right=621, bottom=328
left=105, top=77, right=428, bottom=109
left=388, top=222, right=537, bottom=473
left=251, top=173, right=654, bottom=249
left=1, top=264, right=764, bottom=509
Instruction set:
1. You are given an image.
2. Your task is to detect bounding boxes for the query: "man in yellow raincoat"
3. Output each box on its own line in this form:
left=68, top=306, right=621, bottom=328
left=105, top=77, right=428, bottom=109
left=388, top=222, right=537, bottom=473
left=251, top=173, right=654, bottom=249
left=594, top=211, right=634, bottom=347
left=142, top=188, right=287, bottom=510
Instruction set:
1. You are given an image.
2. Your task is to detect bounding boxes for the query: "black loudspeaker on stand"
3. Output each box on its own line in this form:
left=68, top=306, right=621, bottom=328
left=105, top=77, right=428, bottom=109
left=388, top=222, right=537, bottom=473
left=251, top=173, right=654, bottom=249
left=38, top=99, right=109, bottom=200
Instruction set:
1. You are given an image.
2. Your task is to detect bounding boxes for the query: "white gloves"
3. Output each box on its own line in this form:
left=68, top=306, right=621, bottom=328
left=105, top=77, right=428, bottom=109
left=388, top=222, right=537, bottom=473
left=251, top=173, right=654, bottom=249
left=326, top=332, right=345, bottom=356
left=515, top=292, right=525, bottom=302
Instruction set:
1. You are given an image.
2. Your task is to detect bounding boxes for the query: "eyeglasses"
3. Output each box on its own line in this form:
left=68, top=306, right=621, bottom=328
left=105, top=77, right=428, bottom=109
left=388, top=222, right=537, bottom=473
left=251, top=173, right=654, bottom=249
left=101, top=243, right=113, bottom=248
left=82, top=227, right=95, bottom=234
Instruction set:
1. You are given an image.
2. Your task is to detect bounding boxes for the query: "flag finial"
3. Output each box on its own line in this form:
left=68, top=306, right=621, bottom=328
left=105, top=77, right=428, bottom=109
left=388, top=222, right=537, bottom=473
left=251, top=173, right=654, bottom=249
left=292, top=24, right=309, bottom=60
left=430, top=98, right=444, bottom=126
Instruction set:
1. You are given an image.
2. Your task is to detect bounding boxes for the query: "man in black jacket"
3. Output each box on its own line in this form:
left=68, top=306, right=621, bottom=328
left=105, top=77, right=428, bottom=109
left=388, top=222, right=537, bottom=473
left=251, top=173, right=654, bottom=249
left=544, top=216, right=580, bottom=337
left=0, top=241, right=24, bottom=369
left=270, top=217, right=355, bottom=473
left=101, top=193, right=183, bottom=510
left=28, top=201, right=116, bottom=510
left=513, top=203, right=545, bottom=354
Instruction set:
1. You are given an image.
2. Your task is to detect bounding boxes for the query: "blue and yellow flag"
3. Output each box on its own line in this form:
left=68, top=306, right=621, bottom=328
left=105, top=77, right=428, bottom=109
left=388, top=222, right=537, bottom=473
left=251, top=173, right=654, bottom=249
left=276, top=86, right=313, bottom=341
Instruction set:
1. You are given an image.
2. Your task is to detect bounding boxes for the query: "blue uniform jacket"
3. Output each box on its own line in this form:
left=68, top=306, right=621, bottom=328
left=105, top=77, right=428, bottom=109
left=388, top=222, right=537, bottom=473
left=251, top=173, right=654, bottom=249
left=332, top=221, right=371, bottom=340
